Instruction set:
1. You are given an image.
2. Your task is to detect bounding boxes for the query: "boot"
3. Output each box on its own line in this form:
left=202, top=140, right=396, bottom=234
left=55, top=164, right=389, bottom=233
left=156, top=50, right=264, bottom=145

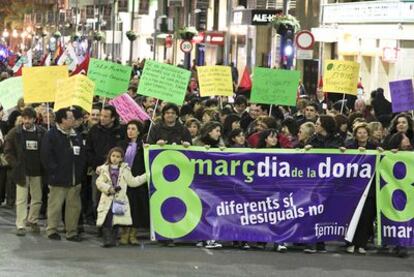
left=129, top=228, right=139, bottom=245
left=102, top=227, right=115, bottom=248
left=119, top=227, right=130, bottom=245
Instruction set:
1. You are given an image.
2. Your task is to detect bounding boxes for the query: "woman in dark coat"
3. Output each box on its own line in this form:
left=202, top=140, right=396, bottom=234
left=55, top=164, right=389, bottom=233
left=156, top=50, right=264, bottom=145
left=343, top=123, right=377, bottom=254
left=304, top=115, right=343, bottom=253
left=118, top=120, right=149, bottom=245
left=308, top=115, right=344, bottom=149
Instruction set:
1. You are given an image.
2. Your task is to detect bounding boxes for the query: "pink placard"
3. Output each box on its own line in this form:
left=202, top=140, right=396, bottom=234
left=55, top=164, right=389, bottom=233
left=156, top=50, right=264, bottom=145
left=109, top=93, right=150, bottom=123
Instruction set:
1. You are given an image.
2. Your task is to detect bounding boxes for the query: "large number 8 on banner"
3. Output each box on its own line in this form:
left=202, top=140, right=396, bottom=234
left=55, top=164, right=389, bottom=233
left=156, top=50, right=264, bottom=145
left=150, top=150, right=202, bottom=239
left=379, top=154, right=414, bottom=222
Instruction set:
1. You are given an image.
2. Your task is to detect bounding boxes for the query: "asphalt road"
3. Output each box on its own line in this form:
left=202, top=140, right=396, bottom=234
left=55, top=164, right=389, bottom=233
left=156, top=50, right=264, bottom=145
left=0, top=207, right=413, bottom=277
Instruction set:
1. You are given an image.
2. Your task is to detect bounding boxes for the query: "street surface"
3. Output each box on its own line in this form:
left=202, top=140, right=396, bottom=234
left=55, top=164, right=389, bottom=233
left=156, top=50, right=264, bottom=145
left=0, top=207, right=413, bottom=277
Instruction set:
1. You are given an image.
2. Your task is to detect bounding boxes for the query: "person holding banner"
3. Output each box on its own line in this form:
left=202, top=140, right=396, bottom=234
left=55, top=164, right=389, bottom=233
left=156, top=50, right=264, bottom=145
left=255, top=128, right=288, bottom=253
left=304, top=115, right=344, bottom=253
left=118, top=120, right=149, bottom=245
left=307, top=115, right=344, bottom=149
left=193, top=121, right=224, bottom=249
left=147, top=103, right=191, bottom=247
left=147, top=103, right=192, bottom=146
left=342, top=123, right=377, bottom=254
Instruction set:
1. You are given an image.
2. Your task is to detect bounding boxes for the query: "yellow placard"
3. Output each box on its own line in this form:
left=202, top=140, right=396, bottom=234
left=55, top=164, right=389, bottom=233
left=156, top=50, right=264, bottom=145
left=323, top=60, right=360, bottom=95
left=197, top=66, right=233, bottom=97
left=54, top=75, right=95, bottom=113
left=22, top=66, right=69, bottom=103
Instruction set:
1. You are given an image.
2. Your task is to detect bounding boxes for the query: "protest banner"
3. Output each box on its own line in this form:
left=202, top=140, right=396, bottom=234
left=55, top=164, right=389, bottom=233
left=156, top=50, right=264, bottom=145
left=0, top=77, right=23, bottom=110
left=138, top=60, right=191, bottom=105
left=389, top=79, right=414, bottom=113
left=145, top=146, right=376, bottom=243
left=197, top=66, right=233, bottom=97
left=54, top=74, right=95, bottom=113
left=22, top=66, right=68, bottom=103
left=377, top=152, right=414, bottom=246
left=250, top=68, right=300, bottom=106
left=109, top=93, right=151, bottom=123
left=87, top=58, right=132, bottom=98
left=323, top=60, right=360, bottom=95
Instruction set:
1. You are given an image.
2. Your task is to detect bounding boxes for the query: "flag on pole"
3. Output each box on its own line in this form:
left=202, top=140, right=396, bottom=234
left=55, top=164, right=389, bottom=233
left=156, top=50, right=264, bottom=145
left=70, top=53, right=90, bottom=76
left=238, top=66, right=252, bottom=90
left=53, top=41, right=63, bottom=64
left=12, top=50, right=32, bottom=76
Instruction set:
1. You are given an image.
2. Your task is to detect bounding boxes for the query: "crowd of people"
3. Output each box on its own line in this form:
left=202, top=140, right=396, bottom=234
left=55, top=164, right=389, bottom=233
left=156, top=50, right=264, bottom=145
left=0, top=59, right=411, bottom=258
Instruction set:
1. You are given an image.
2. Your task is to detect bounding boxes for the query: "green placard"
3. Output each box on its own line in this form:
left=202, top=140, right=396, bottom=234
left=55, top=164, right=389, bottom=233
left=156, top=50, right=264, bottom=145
left=0, top=77, right=23, bottom=110
left=87, top=58, right=132, bottom=98
left=138, top=60, right=191, bottom=105
left=250, top=68, right=300, bottom=106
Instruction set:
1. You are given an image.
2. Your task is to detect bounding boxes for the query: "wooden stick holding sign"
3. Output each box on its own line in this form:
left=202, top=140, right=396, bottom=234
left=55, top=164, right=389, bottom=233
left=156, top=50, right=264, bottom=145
left=340, top=93, right=346, bottom=114
left=47, top=102, right=50, bottom=130
left=146, top=99, right=159, bottom=144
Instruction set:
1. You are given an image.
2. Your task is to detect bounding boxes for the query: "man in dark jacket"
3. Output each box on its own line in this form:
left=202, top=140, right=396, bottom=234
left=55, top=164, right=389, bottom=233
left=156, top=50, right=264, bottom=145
left=86, top=105, right=123, bottom=171
left=4, top=107, right=46, bottom=236
left=146, top=103, right=191, bottom=247
left=41, top=108, right=86, bottom=241
left=85, top=105, right=123, bottom=212
left=147, top=103, right=192, bottom=145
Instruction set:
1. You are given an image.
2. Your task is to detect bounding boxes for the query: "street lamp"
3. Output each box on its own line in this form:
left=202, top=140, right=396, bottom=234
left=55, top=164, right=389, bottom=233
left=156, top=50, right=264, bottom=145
left=12, top=29, right=18, bottom=38
left=2, top=29, right=9, bottom=38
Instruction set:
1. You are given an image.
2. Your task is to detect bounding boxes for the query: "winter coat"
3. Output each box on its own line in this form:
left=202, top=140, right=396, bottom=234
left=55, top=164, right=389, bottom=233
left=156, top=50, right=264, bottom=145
left=4, top=125, right=46, bottom=184
left=147, top=121, right=192, bottom=145
left=85, top=123, right=124, bottom=170
left=41, top=125, right=86, bottom=187
left=308, top=133, right=344, bottom=149
left=345, top=140, right=377, bottom=150
left=95, top=163, right=146, bottom=227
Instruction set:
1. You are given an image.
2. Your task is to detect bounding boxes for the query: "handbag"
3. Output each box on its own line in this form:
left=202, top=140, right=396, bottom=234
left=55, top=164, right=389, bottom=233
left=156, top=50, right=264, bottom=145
left=112, top=200, right=126, bottom=216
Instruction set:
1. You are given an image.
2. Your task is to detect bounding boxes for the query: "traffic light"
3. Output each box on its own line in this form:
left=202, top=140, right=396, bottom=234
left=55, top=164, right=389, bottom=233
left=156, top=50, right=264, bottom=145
left=279, top=24, right=295, bottom=69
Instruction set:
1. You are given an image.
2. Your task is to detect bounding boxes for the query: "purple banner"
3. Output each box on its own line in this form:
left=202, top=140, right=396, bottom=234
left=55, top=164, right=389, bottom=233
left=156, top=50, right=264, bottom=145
left=145, top=147, right=376, bottom=243
left=389, top=79, right=414, bottom=113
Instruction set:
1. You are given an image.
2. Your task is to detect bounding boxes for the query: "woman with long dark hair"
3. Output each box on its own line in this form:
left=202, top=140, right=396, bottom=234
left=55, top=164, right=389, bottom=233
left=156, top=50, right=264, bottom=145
left=383, top=113, right=414, bottom=147
left=117, top=120, right=149, bottom=245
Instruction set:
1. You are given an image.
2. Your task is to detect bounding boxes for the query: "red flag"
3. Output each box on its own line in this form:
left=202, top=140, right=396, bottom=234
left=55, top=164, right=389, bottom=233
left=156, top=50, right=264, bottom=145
left=238, top=66, right=252, bottom=89
left=14, top=65, right=22, bottom=76
left=53, top=42, right=63, bottom=64
left=8, top=54, right=17, bottom=67
left=70, top=54, right=90, bottom=76
left=39, top=53, right=48, bottom=66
